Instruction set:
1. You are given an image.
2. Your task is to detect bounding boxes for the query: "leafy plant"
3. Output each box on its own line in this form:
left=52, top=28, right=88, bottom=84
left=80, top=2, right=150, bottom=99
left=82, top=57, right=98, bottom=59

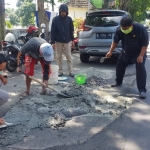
left=73, top=18, right=84, bottom=30
left=5, top=21, right=13, bottom=28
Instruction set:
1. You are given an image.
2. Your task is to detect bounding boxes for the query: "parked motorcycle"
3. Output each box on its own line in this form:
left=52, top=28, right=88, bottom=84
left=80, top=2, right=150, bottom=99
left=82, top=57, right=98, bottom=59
left=39, top=23, right=46, bottom=40
left=17, top=25, right=38, bottom=45
left=1, top=25, right=39, bottom=72
left=1, top=40, right=21, bottom=72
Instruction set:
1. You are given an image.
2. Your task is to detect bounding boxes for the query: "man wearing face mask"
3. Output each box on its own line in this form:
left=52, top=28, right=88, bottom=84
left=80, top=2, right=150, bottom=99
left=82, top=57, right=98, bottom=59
left=106, top=17, right=149, bottom=99
left=51, top=4, right=75, bottom=77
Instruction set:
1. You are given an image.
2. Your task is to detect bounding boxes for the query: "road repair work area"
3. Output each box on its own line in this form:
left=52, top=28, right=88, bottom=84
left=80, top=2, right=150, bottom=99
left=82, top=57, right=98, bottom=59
left=0, top=62, right=138, bottom=150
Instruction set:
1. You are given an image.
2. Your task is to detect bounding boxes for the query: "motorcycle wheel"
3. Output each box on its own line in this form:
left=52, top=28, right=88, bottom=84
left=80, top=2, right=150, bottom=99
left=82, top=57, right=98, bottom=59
left=6, top=54, right=17, bottom=72
left=74, top=43, right=79, bottom=51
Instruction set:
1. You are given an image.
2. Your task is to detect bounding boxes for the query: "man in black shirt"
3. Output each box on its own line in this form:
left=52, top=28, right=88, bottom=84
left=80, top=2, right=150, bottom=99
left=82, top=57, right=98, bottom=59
left=106, top=17, right=149, bottom=99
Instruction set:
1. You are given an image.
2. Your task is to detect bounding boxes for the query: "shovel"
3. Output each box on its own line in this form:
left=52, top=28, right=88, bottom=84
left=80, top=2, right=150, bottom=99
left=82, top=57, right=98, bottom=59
left=100, top=57, right=109, bottom=63
left=20, top=72, right=71, bottom=98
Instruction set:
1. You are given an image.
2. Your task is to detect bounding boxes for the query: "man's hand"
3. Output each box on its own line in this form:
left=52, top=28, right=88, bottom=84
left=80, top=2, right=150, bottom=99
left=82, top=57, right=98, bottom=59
left=0, top=74, right=7, bottom=85
left=52, top=44, right=55, bottom=49
left=137, top=55, right=143, bottom=63
left=106, top=51, right=112, bottom=58
left=2, top=78, right=7, bottom=85
left=71, top=41, right=75, bottom=50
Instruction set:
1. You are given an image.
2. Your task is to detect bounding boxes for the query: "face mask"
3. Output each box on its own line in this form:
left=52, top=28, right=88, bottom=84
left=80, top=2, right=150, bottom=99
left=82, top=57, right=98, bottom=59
left=121, top=26, right=132, bottom=34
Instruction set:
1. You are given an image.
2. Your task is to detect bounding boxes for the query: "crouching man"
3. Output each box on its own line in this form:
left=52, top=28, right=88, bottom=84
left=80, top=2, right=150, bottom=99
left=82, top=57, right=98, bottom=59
left=17, top=37, right=54, bottom=99
left=0, top=54, right=9, bottom=125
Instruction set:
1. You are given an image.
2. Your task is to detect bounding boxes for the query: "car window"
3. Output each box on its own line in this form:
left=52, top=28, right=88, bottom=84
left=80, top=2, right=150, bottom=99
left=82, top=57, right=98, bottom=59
left=85, top=12, right=127, bottom=27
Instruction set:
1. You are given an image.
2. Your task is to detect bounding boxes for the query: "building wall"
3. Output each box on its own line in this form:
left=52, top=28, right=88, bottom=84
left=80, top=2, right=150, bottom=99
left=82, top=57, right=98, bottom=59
left=68, top=7, right=88, bottom=19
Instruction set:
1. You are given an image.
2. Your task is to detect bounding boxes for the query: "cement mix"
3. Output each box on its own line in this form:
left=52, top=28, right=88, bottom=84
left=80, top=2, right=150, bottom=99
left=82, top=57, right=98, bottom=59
left=0, top=67, right=136, bottom=149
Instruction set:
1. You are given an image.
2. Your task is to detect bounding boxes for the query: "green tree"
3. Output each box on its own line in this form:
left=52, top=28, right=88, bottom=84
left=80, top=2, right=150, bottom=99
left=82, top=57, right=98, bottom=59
left=45, top=0, right=55, bottom=11
left=116, top=0, right=150, bottom=22
left=16, top=0, right=33, bottom=7
left=9, top=13, right=20, bottom=26
left=6, top=8, right=20, bottom=26
left=58, top=0, right=68, bottom=2
left=17, top=1, right=36, bottom=26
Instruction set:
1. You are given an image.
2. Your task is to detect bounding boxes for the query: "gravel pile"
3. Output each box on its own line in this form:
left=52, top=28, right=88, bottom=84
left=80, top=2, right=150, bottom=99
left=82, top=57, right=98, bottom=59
left=61, top=84, right=84, bottom=97
left=86, top=75, right=108, bottom=86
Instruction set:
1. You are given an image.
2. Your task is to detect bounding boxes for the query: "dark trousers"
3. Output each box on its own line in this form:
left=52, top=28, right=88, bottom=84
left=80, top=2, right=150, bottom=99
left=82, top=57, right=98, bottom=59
left=116, top=58, right=147, bottom=93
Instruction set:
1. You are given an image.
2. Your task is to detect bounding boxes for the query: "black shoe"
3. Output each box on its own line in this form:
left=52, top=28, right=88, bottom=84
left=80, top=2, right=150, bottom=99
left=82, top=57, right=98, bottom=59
left=111, top=83, right=121, bottom=87
left=139, top=92, right=146, bottom=99
left=69, top=73, right=75, bottom=77
left=58, top=73, right=63, bottom=77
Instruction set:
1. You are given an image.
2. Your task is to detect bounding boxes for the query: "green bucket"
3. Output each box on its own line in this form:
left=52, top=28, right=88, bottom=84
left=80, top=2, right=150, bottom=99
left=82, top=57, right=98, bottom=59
left=74, top=74, right=87, bottom=85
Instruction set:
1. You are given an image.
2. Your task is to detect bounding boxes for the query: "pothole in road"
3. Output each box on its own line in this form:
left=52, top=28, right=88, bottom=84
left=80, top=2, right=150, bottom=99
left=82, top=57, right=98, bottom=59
left=0, top=67, right=134, bottom=146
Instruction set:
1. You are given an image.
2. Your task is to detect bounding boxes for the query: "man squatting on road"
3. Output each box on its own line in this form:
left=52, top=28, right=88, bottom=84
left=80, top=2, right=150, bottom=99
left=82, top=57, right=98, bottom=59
left=106, top=17, right=149, bottom=99
left=17, top=37, right=54, bottom=99
left=0, top=54, right=9, bottom=125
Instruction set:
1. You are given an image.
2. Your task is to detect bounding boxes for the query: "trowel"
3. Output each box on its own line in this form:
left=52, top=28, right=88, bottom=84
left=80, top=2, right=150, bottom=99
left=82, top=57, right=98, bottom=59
left=100, top=57, right=109, bottom=63
left=0, top=122, right=17, bottom=129
left=20, top=72, right=72, bottom=98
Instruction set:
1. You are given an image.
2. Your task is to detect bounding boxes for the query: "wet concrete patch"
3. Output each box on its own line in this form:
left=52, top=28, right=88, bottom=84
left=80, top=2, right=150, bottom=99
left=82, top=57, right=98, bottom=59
left=0, top=67, right=136, bottom=149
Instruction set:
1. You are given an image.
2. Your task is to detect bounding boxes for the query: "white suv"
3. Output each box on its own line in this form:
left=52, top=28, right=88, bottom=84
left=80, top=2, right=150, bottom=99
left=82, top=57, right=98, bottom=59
left=78, top=10, right=131, bottom=63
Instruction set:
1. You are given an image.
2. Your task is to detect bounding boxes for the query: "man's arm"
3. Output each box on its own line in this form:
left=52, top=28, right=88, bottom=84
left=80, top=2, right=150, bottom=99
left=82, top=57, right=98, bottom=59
left=137, top=26, right=149, bottom=63
left=17, top=41, right=31, bottom=67
left=139, top=46, right=148, bottom=57
left=106, top=28, right=121, bottom=58
left=137, top=46, right=148, bottom=63
left=106, top=42, right=118, bottom=58
left=70, top=18, right=74, bottom=42
left=109, top=42, right=118, bottom=53
left=43, top=63, right=50, bottom=81
left=51, top=18, right=57, bottom=44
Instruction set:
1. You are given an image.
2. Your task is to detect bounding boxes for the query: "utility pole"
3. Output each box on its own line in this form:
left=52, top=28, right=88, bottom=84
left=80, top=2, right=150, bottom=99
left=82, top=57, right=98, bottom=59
left=0, top=0, right=5, bottom=50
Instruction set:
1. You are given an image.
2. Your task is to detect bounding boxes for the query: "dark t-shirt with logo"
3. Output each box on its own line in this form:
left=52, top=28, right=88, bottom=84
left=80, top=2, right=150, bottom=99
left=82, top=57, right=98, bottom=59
left=114, top=23, right=149, bottom=63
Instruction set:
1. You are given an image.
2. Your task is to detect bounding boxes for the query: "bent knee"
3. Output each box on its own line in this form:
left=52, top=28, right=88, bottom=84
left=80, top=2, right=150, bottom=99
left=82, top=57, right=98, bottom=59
left=0, top=89, right=9, bottom=105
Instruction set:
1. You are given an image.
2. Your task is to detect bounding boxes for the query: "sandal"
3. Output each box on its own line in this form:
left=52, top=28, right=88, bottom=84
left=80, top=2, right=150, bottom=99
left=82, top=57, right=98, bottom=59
left=0, top=118, right=5, bottom=125
left=19, top=91, right=30, bottom=99
left=40, top=90, right=54, bottom=96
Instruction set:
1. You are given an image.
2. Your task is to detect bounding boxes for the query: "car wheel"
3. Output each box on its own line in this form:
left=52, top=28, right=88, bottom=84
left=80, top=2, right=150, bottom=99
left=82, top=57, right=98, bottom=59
left=80, top=53, right=90, bottom=63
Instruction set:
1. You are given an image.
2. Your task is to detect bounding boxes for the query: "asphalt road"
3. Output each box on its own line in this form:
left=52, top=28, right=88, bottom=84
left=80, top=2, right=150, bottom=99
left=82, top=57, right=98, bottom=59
left=46, top=45, right=150, bottom=150
left=0, top=49, right=149, bottom=150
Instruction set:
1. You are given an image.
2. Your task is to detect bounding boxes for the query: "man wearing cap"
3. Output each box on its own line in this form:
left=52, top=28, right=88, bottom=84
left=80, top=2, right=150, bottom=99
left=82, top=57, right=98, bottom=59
left=51, top=4, right=75, bottom=77
left=17, top=37, right=54, bottom=99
